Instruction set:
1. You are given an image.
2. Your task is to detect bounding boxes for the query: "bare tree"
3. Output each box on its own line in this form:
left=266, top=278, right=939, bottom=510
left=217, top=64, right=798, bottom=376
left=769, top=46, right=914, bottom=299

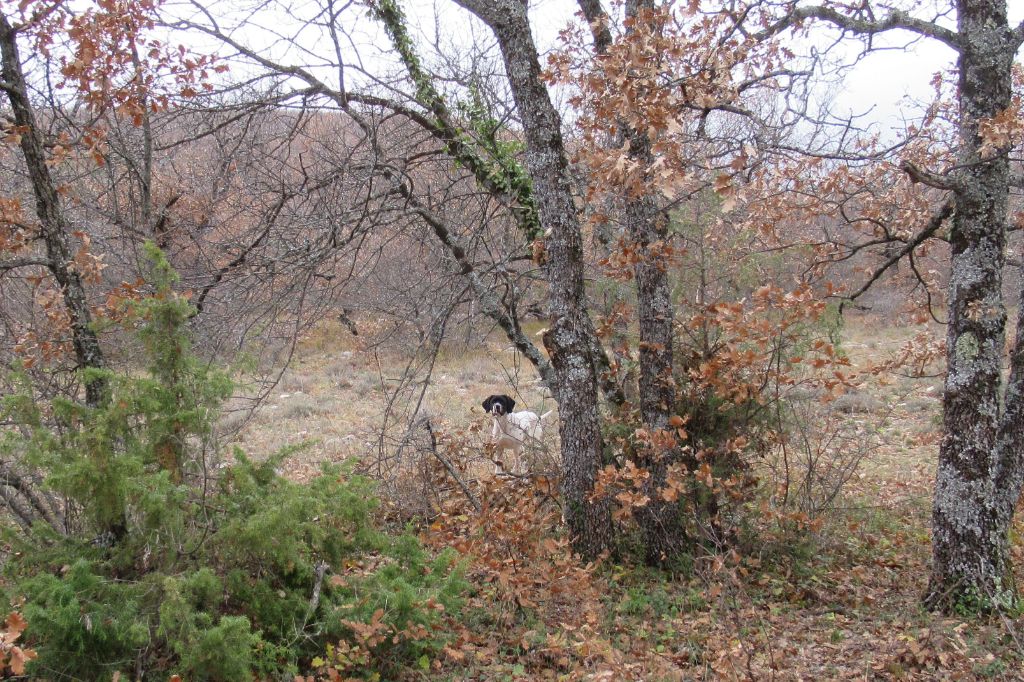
left=171, top=0, right=621, bottom=556
left=444, top=0, right=614, bottom=558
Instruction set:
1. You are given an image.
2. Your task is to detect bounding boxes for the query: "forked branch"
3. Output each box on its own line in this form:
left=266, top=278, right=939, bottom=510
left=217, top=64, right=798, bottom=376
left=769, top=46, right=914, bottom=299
left=839, top=198, right=954, bottom=311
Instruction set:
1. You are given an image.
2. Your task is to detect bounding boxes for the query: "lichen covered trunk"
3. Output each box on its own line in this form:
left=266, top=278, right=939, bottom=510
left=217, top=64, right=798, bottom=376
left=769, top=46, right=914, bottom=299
left=926, top=0, right=1015, bottom=610
left=454, top=0, right=612, bottom=558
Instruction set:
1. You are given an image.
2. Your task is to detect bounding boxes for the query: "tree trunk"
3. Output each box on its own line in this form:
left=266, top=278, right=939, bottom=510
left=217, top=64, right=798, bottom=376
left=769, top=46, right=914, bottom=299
left=925, top=0, right=1016, bottom=611
left=766, top=0, right=1023, bottom=616
left=621, top=0, right=686, bottom=565
left=453, top=0, right=612, bottom=559
left=628, top=179, right=687, bottom=563
left=0, top=12, right=107, bottom=407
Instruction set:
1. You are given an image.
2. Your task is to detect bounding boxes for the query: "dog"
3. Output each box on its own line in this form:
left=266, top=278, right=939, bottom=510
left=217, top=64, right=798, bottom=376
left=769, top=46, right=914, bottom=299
left=482, top=394, right=552, bottom=475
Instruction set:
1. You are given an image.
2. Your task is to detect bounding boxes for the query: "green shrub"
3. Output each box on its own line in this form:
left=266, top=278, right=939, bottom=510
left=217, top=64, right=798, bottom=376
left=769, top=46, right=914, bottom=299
left=0, top=244, right=464, bottom=680
left=18, top=560, right=150, bottom=680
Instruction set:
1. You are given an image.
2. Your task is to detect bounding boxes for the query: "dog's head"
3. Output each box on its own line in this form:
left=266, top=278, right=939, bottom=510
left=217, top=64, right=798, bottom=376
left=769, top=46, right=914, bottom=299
left=482, top=394, right=516, bottom=417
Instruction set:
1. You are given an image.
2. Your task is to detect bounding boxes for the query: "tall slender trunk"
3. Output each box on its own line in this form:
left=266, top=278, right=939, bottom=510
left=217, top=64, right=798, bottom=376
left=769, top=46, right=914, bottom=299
left=130, top=46, right=155, bottom=235
left=0, top=13, right=107, bottom=407
left=622, top=0, right=685, bottom=564
left=454, top=0, right=612, bottom=559
left=628, top=186, right=686, bottom=562
left=925, top=0, right=1015, bottom=610
left=579, top=0, right=684, bottom=562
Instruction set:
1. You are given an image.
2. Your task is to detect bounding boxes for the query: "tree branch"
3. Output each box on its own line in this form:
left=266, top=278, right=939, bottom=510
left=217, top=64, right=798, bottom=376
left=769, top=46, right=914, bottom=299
left=190, top=189, right=289, bottom=316
left=839, top=198, right=954, bottom=311
left=381, top=166, right=559, bottom=396
left=344, top=91, right=539, bottom=240
left=0, top=257, right=51, bottom=273
left=0, top=485, right=35, bottom=532
left=900, top=159, right=959, bottom=191
left=0, top=461, right=65, bottom=534
left=422, top=417, right=480, bottom=513
left=576, top=0, right=612, bottom=53
left=759, top=5, right=960, bottom=50
left=368, top=0, right=541, bottom=240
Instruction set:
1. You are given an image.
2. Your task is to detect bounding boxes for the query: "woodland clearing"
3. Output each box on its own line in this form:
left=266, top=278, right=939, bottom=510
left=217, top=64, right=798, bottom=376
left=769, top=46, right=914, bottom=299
left=2, top=0, right=1022, bottom=677
left=229, top=314, right=1024, bottom=681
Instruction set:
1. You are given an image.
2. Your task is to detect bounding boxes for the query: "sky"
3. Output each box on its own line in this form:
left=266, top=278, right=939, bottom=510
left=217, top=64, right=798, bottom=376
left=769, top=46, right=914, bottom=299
left=165, top=0, right=1022, bottom=134
left=402, top=0, right=1022, bottom=134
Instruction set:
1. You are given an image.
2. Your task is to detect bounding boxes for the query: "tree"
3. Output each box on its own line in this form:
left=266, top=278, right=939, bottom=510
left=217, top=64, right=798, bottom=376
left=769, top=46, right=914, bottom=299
left=574, top=0, right=685, bottom=563
left=755, top=0, right=1024, bottom=610
left=448, top=0, right=614, bottom=558
left=554, top=0, right=817, bottom=560
left=0, top=0, right=221, bottom=403
left=1, top=8, right=107, bottom=406
left=378, top=0, right=814, bottom=561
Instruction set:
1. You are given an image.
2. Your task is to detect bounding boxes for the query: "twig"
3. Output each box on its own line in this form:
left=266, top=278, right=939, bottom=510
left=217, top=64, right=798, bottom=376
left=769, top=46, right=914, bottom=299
left=308, top=560, right=328, bottom=615
left=422, top=419, right=481, bottom=513
left=838, top=198, right=954, bottom=313
left=0, top=461, right=64, bottom=533
left=294, top=559, right=329, bottom=644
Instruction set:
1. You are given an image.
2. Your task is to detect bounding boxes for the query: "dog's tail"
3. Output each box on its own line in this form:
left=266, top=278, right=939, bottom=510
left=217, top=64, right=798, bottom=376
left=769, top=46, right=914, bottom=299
left=540, top=410, right=554, bottom=421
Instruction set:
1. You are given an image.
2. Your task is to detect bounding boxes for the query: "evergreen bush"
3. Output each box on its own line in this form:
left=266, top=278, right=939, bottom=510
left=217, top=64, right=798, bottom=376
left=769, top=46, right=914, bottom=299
left=0, top=244, right=464, bottom=680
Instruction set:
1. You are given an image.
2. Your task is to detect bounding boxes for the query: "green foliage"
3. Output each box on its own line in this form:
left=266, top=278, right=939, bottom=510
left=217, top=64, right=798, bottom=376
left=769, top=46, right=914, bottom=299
left=455, top=85, right=538, bottom=225
left=18, top=560, right=150, bottom=680
left=948, top=580, right=1018, bottom=618
left=158, top=571, right=260, bottom=681
left=0, top=244, right=464, bottom=680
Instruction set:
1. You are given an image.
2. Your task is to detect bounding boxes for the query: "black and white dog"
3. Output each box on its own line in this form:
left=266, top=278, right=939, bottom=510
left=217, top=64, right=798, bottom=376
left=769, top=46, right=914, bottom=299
left=481, top=394, right=552, bottom=474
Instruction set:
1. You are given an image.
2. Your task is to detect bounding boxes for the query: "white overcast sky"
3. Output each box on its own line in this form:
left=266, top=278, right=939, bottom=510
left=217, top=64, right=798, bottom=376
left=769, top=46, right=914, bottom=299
left=403, top=0, right=1022, bottom=134
left=169, top=0, right=1023, bottom=133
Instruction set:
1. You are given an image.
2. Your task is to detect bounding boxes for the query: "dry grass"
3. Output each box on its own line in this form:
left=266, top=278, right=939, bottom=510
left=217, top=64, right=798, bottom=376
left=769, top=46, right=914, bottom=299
left=222, top=319, right=556, bottom=482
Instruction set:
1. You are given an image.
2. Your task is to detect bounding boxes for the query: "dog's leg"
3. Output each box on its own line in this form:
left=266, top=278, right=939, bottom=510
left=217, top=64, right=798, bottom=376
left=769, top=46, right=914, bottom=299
left=492, top=445, right=504, bottom=475
left=491, top=419, right=503, bottom=474
left=510, top=444, right=521, bottom=476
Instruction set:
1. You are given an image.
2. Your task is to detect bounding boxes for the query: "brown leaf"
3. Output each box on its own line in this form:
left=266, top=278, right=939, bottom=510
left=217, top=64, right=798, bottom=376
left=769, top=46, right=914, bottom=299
left=5, top=612, right=27, bottom=639
left=9, top=646, right=37, bottom=675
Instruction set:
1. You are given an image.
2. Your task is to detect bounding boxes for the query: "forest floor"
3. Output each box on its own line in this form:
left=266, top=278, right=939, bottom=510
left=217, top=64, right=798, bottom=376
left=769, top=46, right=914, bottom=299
left=226, top=315, right=1024, bottom=681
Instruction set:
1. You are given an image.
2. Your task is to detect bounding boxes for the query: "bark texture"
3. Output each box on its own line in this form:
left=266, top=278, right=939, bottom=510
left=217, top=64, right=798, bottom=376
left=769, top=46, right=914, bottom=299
left=454, top=0, right=613, bottom=559
left=925, top=0, right=1017, bottom=610
left=0, top=12, right=107, bottom=406
left=620, top=0, right=686, bottom=564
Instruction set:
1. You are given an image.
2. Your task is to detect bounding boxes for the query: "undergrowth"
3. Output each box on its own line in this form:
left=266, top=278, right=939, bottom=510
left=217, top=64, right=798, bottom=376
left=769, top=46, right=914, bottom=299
left=0, top=245, right=465, bottom=681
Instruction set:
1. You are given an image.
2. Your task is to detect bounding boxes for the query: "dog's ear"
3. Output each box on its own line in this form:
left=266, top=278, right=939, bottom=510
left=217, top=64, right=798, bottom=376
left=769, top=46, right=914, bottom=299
left=482, top=396, right=495, bottom=412
left=500, top=395, right=516, bottom=413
